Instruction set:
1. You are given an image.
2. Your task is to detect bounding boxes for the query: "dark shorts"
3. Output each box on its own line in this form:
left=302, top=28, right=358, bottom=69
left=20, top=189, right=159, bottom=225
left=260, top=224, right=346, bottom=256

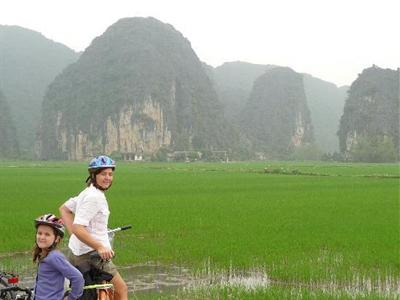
left=67, top=250, right=118, bottom=278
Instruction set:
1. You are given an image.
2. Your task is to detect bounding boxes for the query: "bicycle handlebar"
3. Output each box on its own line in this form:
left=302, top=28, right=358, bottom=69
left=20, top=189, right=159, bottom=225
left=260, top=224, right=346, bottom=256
left=107, top=225, right=132, bottom=234
left=120, top=225, right=132, bottom=231
left=89, top=225, right=132, bottom=260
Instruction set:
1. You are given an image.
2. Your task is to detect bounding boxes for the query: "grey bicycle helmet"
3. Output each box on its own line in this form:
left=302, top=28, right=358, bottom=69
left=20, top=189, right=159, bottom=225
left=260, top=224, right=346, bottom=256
left=34, top=214, right=65, bottom=238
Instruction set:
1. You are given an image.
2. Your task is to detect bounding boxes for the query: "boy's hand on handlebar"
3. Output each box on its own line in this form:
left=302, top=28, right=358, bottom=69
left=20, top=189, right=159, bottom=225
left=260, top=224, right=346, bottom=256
left=97, top=246, right=114, bottom=260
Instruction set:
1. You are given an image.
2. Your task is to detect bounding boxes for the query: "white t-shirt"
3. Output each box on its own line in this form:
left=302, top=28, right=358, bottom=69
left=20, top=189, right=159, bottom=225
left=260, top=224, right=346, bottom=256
left=64, top=184, right=111, bottom=255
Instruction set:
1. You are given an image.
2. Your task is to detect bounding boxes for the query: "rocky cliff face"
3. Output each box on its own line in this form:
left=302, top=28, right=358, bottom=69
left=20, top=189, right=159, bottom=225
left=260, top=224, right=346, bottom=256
left=38, top=17, right=234, bottom=160
left=338, top=65, right=399, bottom=156
left=239, top=67, right=313, bottom=156
left=52, top=99, right=171, bottom=160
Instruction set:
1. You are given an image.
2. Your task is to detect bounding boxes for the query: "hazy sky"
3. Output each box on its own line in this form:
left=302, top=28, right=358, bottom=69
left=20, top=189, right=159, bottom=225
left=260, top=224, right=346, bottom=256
left=2, top=0, right=399, bottom=86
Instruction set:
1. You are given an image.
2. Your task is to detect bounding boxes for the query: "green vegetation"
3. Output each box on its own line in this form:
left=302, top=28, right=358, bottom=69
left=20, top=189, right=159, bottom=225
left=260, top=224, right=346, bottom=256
left=212, top=61, right=273, bottom=121
left=0, top=91, right=19, bottom=157
left=338, top=66, right=399, bottom=158
left=211, top=63, right=348, bottom=155
left=0, top=161, right=398, bottom=299
left=176, top=284, right=397, bottom=299
left=350, top=134, right=398, bottom=162
left=289, top=144, right=323, bottom=161
left=239, top=67, right=313, bottom=156
left=39, top=17, right=238, bottom=159
left=0, top=25, right=78, bottom=155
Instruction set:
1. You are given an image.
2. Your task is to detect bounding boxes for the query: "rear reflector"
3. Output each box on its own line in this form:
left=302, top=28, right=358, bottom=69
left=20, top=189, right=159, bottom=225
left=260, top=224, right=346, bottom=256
left=8, top=277, right=19, bottom=284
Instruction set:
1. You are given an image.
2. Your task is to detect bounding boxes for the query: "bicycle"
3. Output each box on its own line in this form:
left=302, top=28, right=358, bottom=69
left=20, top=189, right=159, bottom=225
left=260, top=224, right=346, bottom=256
left=1, top=271, right=112, bottom=300
left=65, top=225, right=132, bottom=300
left=0, top=272, right=32, bottom=300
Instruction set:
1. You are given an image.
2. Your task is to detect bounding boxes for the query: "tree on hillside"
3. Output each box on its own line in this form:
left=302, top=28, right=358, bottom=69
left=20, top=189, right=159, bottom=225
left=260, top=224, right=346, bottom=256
left=350, top=134, right=397, bottom=162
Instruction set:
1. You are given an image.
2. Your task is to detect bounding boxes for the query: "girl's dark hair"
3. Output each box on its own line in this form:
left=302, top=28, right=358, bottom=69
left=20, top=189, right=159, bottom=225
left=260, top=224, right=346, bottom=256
left=33, top=226, right=62, bottom=263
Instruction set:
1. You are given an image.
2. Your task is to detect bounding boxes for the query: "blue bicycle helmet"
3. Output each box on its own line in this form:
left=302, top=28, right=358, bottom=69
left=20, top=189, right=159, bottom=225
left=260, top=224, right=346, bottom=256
left=86, top=155, right=116, bottom=190
left=88, top=155, right=116, bottom=170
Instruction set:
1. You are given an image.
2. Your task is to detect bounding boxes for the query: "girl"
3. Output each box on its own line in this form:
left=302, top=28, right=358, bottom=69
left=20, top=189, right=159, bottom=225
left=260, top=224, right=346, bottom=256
left=59, top=155, right=128, bottom=300
left=33, top=213, right=84, bottom=300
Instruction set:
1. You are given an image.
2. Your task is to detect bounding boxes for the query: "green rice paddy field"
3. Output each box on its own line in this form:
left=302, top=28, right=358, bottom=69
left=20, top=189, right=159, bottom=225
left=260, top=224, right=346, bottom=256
left=0, top=161, right=399, bottom=299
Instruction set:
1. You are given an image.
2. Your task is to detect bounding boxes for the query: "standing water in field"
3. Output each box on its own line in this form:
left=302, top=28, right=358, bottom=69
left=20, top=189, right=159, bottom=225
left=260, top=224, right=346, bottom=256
left=0, top=250, right=195, bottom=297
left=1, top=251, right=399, bottom=299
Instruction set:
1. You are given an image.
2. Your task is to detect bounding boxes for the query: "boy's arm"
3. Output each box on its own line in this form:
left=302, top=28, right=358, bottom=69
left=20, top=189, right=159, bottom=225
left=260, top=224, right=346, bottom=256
left=72, top=224, right=114, bottom=260
left=59, top=204, right=74, bottom=235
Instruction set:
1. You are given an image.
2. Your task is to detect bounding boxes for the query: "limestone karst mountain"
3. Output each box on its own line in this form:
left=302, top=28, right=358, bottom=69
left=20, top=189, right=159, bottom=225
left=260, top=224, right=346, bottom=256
left=8, top=21, right=388, bottom=161
left=210, top=61, right=347, bottom=153
left=338, top=65, right=399, bottom=161
left=0, top=25, right=79, bottom=156
left=213, top=62, right=274, bottom=121
left=0, top=91, right=19, bottom=157
left=238, top=67, right=314, bottom=157
left=38, top=17, right=236, bottom=160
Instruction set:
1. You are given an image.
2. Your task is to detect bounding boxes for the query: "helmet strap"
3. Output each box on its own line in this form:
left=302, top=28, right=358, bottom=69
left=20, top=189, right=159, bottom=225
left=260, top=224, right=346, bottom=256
left=35, top=235, right=60, bottom=252
left=94, top=181, right=112, bottom=191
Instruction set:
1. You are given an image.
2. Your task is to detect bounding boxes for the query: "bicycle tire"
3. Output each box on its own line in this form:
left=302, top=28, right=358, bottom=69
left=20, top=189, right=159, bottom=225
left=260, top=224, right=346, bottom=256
left=0, top=278, right=16, bottom=300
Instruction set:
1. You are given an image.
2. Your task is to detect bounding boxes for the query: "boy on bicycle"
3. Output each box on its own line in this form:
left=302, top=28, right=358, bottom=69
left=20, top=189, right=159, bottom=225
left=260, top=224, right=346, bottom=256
left=60, top=155, right=128, bottom=300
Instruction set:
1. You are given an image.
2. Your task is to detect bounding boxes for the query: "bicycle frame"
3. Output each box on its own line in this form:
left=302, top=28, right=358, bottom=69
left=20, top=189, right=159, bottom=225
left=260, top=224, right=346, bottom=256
left=0, top=286, right=33, bottom=300
left=0, top=273, right=32, bottom=300
left=64, top=283, right=113, bottom=300
left=0, top=271, right=20, bottom=300
left=0, top=272, right=19, bottom=286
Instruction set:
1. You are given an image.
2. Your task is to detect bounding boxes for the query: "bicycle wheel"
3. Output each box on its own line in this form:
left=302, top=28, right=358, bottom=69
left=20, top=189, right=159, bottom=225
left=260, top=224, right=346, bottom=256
left=0, top=278, right=16, bottom=300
